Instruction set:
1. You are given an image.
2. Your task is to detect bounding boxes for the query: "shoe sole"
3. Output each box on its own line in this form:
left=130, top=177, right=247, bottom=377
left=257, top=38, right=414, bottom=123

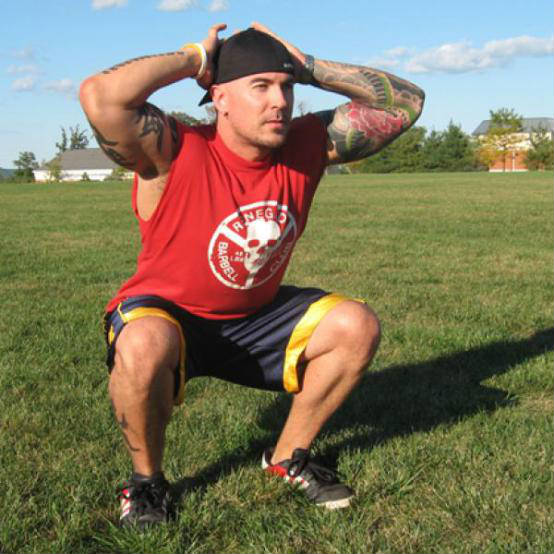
left=316, top=496, right=353, bottom=510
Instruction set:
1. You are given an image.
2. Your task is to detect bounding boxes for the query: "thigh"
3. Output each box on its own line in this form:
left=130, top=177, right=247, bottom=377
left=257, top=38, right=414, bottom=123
left=188, top=286, right=357, bottom=393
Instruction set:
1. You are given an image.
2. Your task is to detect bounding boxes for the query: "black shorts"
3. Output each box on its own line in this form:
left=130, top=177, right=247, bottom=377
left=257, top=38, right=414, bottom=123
left=104, top=286, right=360, bottom=405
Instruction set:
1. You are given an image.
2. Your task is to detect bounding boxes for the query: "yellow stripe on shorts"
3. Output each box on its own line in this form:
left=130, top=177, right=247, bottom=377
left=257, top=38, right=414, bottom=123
left=283, top=293, right=362, bottom=393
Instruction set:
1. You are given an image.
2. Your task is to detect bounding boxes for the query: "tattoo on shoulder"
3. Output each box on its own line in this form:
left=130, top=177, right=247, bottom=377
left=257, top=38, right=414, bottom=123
left=102, top=51, right=185, bottom=74
left=168, top=116, right=181, bottom=159
left=135, top=103, right=166, bottom=154
left=89, top=122, right=136, bottom=169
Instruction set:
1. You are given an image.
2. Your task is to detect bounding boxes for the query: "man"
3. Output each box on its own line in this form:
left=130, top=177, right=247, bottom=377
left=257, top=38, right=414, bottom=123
left=80, top=22, right=424, bottom=528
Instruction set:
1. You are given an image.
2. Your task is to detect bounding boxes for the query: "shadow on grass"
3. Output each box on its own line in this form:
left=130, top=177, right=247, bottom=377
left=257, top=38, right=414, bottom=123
left=173, top=327, right=553, bottom=500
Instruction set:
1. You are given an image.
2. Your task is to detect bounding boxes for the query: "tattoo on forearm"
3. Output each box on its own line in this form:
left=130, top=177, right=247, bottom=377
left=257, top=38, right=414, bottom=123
left=313, top=59, right=424, bottom=125
left=90, top=122, right=136, bottom=169
left=327, top=101, right=405, bottom=162
left=102, top=51, right=185, bottom=74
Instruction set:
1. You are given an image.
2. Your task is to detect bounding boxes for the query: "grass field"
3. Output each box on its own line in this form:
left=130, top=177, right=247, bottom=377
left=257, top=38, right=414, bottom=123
left=0, top=171, right=552, bottom=554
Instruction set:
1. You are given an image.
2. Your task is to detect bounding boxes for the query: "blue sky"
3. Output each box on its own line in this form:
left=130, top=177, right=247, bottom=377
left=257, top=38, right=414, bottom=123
left=1, top=0, right=552, bottom=168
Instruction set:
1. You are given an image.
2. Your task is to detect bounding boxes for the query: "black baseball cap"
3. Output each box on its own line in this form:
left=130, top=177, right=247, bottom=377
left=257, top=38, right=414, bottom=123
left=199, top=28, right=296, bottom=105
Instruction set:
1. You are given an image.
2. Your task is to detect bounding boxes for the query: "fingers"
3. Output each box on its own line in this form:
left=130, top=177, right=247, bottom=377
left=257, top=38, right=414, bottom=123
left=210, top=22, right=227, bottom=36
left=202, top=22, right=227, bottom=54
left=250, top=21, right=274, bottom=37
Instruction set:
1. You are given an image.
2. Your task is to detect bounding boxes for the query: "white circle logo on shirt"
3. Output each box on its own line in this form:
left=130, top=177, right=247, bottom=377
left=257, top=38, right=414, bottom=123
left=208, top=201, right=297, bottom=290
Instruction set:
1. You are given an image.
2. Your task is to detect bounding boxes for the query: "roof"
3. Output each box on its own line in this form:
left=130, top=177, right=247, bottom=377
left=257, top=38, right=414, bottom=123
left=41, top=148, right=119, bottom=170
left=472, top=117, right=554, bottom=136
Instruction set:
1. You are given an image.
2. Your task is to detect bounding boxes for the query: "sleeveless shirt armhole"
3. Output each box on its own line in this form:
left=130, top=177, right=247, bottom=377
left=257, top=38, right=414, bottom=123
left=131, top=122, right=189, bottom=230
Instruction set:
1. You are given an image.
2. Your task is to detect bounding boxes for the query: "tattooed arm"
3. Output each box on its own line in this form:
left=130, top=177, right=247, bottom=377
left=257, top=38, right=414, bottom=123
left=251, top=23, right=425, bottom=165
left=79, top=24, right=226, bottom=179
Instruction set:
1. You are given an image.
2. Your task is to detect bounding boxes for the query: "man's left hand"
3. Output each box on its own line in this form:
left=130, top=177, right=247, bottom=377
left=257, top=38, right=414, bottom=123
left=250, top=22, right=312, bottom=84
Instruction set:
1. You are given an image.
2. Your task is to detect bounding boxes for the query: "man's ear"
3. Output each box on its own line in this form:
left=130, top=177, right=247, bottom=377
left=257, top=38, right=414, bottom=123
left=211, top=85, right=227, bottom=113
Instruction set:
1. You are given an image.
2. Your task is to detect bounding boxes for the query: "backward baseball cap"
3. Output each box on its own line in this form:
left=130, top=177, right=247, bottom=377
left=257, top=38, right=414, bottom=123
left=199, top=28, right=296, bottom=105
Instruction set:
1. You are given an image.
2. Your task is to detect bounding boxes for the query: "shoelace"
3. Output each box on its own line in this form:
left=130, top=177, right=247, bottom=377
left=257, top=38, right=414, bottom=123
left=118, top=480, right=167, bottom=513
left=287, top=450, right=340, bottom=484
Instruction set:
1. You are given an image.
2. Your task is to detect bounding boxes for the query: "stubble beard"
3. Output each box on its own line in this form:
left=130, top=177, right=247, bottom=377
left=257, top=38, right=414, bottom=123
left=226, top=113, right=291, bottom=154
left=252, top=120, right=291, bottom=150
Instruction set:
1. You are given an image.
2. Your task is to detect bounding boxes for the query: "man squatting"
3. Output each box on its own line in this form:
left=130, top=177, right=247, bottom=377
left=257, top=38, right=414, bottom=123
left=79, top=22, right=425, bottom=527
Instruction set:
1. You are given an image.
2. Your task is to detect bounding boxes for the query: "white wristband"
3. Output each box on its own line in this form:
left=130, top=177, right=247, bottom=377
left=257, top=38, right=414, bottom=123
left=181, top=42, right=207, bottom=79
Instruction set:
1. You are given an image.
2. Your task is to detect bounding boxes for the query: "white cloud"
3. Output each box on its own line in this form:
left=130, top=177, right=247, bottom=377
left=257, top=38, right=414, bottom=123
left=157, top=0, right=197, bottom=11
left=371, top=35, right=554, bottom=74
left=404, top=40, right=491, bottom=73
left=483, top=35, right=554, bottom=58
left=7, top=64, right=40, bottom=75
left=12, top=46, right=35, bottom=60
left=383, top=46, right=410, bottom=58
left=209, top=0, right=229, bottom=11
left=92, top=0, right=128, bottom=9
left=366, top=57, right=400, bottom=69
left=11, top=75, right=37, bottom=92
left=43, top=78, right=77, bottom=97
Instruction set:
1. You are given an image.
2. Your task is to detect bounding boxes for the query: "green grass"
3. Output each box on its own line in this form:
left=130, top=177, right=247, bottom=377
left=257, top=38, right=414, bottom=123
left=1, top=172, right=552, bottom=553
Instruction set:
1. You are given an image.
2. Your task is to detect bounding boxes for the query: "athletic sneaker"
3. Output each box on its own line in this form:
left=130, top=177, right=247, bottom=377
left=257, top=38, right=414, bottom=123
left=117, top=472, right=171, bottom=528
left=262, top=447, right=354, bottom=509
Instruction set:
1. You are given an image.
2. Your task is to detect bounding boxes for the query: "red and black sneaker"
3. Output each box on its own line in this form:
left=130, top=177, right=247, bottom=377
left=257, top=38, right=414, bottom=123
left=262, top=447, right=354, bottom=509
left=117, top=472, right=171, bottom=529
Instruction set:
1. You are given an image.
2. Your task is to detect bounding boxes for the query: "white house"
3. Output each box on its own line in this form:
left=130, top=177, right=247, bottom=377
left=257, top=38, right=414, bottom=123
left=33, top=148, right=131, bottom=182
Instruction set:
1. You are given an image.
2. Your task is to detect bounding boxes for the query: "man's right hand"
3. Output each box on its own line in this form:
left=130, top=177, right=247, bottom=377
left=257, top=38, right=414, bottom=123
left=197, top=23, right=227, bottom=90
left=80, top=26, right=229, bottom=181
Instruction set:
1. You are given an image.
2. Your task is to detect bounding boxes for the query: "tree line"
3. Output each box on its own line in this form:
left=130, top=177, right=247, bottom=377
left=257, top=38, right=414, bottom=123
left=4, top=108, right=553, bottom=182
left=347, top=109, right=553, bottom=174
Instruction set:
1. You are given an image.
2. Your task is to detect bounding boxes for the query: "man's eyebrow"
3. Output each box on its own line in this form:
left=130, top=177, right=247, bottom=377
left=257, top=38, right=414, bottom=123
left=249, top=76, right=295, bottom=84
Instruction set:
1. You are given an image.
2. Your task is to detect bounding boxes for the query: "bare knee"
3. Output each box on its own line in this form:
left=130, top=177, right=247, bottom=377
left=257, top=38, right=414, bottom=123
left=304, top=300, right=381, bottom=374
left=334, top=301, right=381, bottom=367
left=338, top=302, right=381, bottom=356
left=110, top=317, right=180, bottom=395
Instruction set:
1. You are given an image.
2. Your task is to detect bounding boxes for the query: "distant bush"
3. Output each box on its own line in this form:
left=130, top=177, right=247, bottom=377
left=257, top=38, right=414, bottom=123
left=349, top=122, right=484, bottom=173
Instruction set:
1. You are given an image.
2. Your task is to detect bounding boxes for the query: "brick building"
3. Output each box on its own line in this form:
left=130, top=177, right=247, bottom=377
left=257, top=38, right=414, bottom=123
left=472, top=117, right=554, bottom=172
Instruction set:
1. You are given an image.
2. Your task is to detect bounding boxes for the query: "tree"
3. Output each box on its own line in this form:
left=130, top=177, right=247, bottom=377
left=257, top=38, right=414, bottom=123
left=55, top=127, right=68, bottom=156
left=169, top=111, right=204, bottom=126
left=69, top=124, right=89, bottom=150
left=56, top=125, right=89, bottom=156
left=13, top=151, right=38, bottom=181
left=350, top=126, right=427, bottom=173
left=168, top=109, right=218, bottom=125
left=45, top=158, right=62, bottom=181
left=296, top=101, right=310, bottom=116
left=477, top=108, right=523, bottom=172
left=525, top=126, right=554, bottom=170
left=422, top=121, right=480, bottom=172
left=110, top=166, right=131, bottom=180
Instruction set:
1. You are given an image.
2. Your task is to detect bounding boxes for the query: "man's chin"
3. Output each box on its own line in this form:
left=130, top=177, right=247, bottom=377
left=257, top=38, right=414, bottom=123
left=260, top=127, right=289, bottom=149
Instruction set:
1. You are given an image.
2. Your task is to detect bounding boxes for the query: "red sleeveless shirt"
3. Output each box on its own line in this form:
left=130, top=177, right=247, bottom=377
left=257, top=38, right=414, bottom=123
left=106, top=114, right=328, bottom=319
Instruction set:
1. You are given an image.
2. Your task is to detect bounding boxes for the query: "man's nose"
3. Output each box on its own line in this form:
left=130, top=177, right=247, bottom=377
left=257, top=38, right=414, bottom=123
left=270, top=85, right=290, bottom=109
